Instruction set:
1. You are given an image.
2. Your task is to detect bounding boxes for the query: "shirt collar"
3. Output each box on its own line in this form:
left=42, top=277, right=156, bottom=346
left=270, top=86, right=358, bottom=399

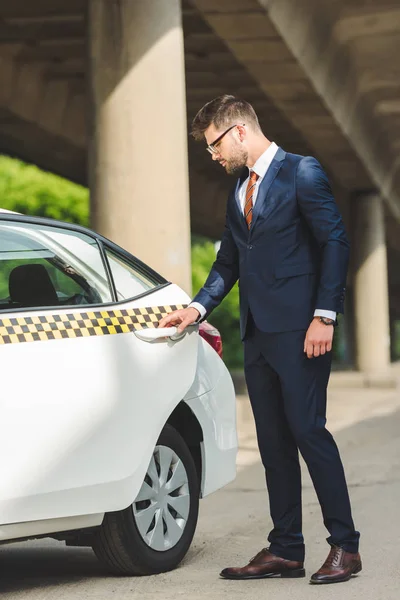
left=250, top=142, right=279, bottom=180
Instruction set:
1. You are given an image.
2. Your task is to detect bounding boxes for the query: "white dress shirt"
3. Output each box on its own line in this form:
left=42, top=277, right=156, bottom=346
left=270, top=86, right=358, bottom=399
left=238, top=141, right=279, bottom=213
left=190, top=143, right=336, bottom=322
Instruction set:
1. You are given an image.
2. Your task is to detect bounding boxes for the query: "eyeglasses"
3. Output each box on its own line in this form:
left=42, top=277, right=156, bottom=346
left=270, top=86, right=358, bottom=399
left=206, top=123, right=245, bottom=155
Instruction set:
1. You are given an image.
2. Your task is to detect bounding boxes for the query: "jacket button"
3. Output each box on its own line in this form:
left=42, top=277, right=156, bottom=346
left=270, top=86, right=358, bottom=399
left=248, top=245, right=253, bottom=250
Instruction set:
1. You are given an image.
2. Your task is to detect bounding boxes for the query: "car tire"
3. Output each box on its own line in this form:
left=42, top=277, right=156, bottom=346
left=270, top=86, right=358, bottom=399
left=92, top=424, right=200, bottom=575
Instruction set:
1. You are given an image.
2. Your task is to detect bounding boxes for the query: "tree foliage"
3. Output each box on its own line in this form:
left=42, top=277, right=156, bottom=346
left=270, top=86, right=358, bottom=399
left=192, top=238, right=243, bottom=369
left=0, top=156, right=89, bottom=226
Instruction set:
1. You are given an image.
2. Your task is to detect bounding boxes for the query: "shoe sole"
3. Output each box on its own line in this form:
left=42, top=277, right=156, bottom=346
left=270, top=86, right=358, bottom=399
left=309, top=563, right=362, bottom=584
left=220, top=568, right=306, bottom=580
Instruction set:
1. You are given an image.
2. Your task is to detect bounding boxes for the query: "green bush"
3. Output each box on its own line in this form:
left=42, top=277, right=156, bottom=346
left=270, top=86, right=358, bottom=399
left=0, top=156, right=89, bottom=226
left=192, top=237, right=243, bottom=369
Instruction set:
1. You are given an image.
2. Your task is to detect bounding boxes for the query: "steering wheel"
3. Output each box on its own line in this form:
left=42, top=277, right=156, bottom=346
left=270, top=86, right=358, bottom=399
left=64, top=292, right=92, bottom=305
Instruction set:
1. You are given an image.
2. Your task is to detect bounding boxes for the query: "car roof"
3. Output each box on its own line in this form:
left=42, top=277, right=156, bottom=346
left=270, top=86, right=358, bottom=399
left=0, top=208, right=19, bottom=214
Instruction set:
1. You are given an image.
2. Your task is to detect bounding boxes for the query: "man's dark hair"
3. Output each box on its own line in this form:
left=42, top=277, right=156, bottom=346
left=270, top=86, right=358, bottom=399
left=191, top=95, right=261, bottom=141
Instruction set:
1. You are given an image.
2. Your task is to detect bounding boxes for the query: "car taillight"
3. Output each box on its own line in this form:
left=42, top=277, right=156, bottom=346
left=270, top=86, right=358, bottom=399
left=199, top=321, right=223, bottom=358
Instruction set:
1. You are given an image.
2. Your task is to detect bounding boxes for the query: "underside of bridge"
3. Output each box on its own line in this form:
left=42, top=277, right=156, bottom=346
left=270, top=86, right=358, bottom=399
left=0, top=0, right=399, bottom=379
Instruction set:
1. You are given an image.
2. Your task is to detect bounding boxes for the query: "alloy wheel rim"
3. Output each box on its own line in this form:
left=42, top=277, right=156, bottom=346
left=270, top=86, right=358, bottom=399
left=132, top=445, right=190, bottom=551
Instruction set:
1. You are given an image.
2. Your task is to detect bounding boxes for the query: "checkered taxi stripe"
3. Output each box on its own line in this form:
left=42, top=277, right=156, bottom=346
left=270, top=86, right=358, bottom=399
left=0, top=304, right=186, bottom=345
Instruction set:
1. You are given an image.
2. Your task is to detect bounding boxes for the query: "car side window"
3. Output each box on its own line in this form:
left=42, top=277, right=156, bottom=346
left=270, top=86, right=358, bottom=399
left=0, top=221, right=112, bottom=311
left=105, top=248, right=157, bottom=301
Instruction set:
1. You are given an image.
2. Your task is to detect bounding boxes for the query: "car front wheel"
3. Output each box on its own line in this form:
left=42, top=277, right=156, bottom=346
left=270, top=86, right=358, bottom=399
left=92, top=424, right=200, bottom=575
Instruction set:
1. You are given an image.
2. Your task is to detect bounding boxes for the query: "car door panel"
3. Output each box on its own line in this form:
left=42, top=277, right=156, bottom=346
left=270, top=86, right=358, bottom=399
left=0, top=283, right=198, bottom=524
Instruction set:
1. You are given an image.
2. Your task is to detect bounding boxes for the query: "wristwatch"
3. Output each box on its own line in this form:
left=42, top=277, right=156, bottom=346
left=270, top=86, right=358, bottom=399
left=319, top=316, right=335, bottom=326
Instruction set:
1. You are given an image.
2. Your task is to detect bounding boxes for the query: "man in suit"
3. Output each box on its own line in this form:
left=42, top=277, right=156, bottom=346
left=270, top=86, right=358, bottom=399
left=158, top=95, right=361, bottom=584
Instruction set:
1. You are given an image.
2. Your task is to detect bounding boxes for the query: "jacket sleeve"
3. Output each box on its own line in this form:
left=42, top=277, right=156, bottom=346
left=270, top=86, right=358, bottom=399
left=191, top=213, right=239, bottom=317
left=296, top=156, right=350, bottom=314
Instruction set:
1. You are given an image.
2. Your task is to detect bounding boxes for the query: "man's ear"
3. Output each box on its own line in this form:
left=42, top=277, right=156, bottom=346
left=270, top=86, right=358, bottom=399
left=236, top=124, right=246, bottom=142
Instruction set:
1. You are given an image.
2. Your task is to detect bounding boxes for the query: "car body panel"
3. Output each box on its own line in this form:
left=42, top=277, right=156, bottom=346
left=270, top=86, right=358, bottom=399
left=0, top=212, right=238, bottom=546
left=184, top=339, right=237, bottom=497
left=0, top=513, right=104, bottom=542
left=0, top=284, right=199, bottom=524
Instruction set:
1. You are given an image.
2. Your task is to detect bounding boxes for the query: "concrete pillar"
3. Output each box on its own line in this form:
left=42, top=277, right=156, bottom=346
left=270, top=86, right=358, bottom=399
left=333, top=188, right=354, bottom=367
left=353, top=193, right=393, bottom=385
left=341, top=289, right=356, bottom=367
left=88, top=0, right=192, bottom=293
left=389, top=314, right=397, bottom=362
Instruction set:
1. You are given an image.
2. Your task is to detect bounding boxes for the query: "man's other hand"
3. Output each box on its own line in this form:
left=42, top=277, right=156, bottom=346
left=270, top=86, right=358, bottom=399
left=158, top=307, right=200, bottom=333
left=304, top=317, right=334, bottom=359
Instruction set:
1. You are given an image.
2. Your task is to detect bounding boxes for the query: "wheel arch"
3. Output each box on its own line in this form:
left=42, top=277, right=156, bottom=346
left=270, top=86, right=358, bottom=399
left=166, top=401, right=203, bottom=491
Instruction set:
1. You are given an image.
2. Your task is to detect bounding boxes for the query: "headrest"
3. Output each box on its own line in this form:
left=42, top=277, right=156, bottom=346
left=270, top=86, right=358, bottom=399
left=9, top=263, right=59, bottom=307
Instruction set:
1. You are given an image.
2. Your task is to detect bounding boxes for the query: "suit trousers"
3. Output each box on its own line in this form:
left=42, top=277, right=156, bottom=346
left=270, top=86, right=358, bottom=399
left=244, top=314, right=360, bottom=562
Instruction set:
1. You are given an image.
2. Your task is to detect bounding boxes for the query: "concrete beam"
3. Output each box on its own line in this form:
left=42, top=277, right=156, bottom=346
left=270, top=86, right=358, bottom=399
left=0, top=45, right=85, bottom=150
left=0, top=0, right=85, bottom=21
left=261, top=0, right=400, bottom=222
left=0, top=109, right=86, bottom=184
left=192, top=0, right=372, bottom=191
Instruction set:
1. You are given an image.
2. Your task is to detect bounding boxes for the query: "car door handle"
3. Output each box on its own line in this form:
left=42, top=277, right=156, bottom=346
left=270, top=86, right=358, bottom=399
left=134, top=326, right=185, bottom=342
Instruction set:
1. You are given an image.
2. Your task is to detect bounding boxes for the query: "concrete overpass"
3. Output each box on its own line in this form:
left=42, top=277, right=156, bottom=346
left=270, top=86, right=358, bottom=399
left=0, top=0, right=399, bottom=383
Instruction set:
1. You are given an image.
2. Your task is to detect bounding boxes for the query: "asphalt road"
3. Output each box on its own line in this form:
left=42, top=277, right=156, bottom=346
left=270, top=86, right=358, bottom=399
left=1, top=371, right=400, bottom=599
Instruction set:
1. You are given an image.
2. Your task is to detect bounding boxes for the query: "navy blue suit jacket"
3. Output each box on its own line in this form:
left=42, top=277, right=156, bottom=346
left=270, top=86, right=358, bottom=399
left=192, top=148, right=350, bottom=339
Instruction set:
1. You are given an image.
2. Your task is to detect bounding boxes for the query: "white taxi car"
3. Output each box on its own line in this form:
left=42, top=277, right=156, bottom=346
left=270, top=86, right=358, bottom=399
left=0, top=210, right=237, bottom=575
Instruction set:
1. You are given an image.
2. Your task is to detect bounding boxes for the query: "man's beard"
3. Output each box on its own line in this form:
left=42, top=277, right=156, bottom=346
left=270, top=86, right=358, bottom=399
left=225, top=145, right=248, bottom=175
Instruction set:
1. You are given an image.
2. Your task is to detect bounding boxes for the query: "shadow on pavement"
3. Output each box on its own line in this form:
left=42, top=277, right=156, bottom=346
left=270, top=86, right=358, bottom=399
left=0, top=544, right=105, bottom=593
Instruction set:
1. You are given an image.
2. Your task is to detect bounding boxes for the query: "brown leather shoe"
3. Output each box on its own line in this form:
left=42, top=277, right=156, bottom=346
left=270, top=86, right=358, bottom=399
left=220, top=548, right=305, bottom=580
left=310, top=545, right=362, bottom=584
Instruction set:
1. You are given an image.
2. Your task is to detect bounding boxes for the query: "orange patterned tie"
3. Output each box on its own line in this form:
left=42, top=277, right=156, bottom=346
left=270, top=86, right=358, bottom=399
left=244, top=170, right=259, bottom=229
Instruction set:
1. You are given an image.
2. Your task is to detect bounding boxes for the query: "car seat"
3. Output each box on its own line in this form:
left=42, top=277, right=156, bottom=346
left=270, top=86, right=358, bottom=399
left=9, top=264, right=59, bottom=308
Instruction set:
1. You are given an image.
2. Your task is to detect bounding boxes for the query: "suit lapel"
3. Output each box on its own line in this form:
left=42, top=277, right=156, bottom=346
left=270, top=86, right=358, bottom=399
left=250, top=148, right=286, bottom=233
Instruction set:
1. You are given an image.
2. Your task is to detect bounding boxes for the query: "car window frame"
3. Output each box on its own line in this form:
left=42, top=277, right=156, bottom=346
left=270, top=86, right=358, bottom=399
left=100, top=242, right=164, bottom=303
left=0, top=214, right=170, bottom=314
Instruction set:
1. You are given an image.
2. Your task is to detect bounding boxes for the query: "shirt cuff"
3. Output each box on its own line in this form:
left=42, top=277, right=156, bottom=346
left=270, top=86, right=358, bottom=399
left=189, top=302, right=207, bottom=322
left=314, top=309, right=337, bottom=320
